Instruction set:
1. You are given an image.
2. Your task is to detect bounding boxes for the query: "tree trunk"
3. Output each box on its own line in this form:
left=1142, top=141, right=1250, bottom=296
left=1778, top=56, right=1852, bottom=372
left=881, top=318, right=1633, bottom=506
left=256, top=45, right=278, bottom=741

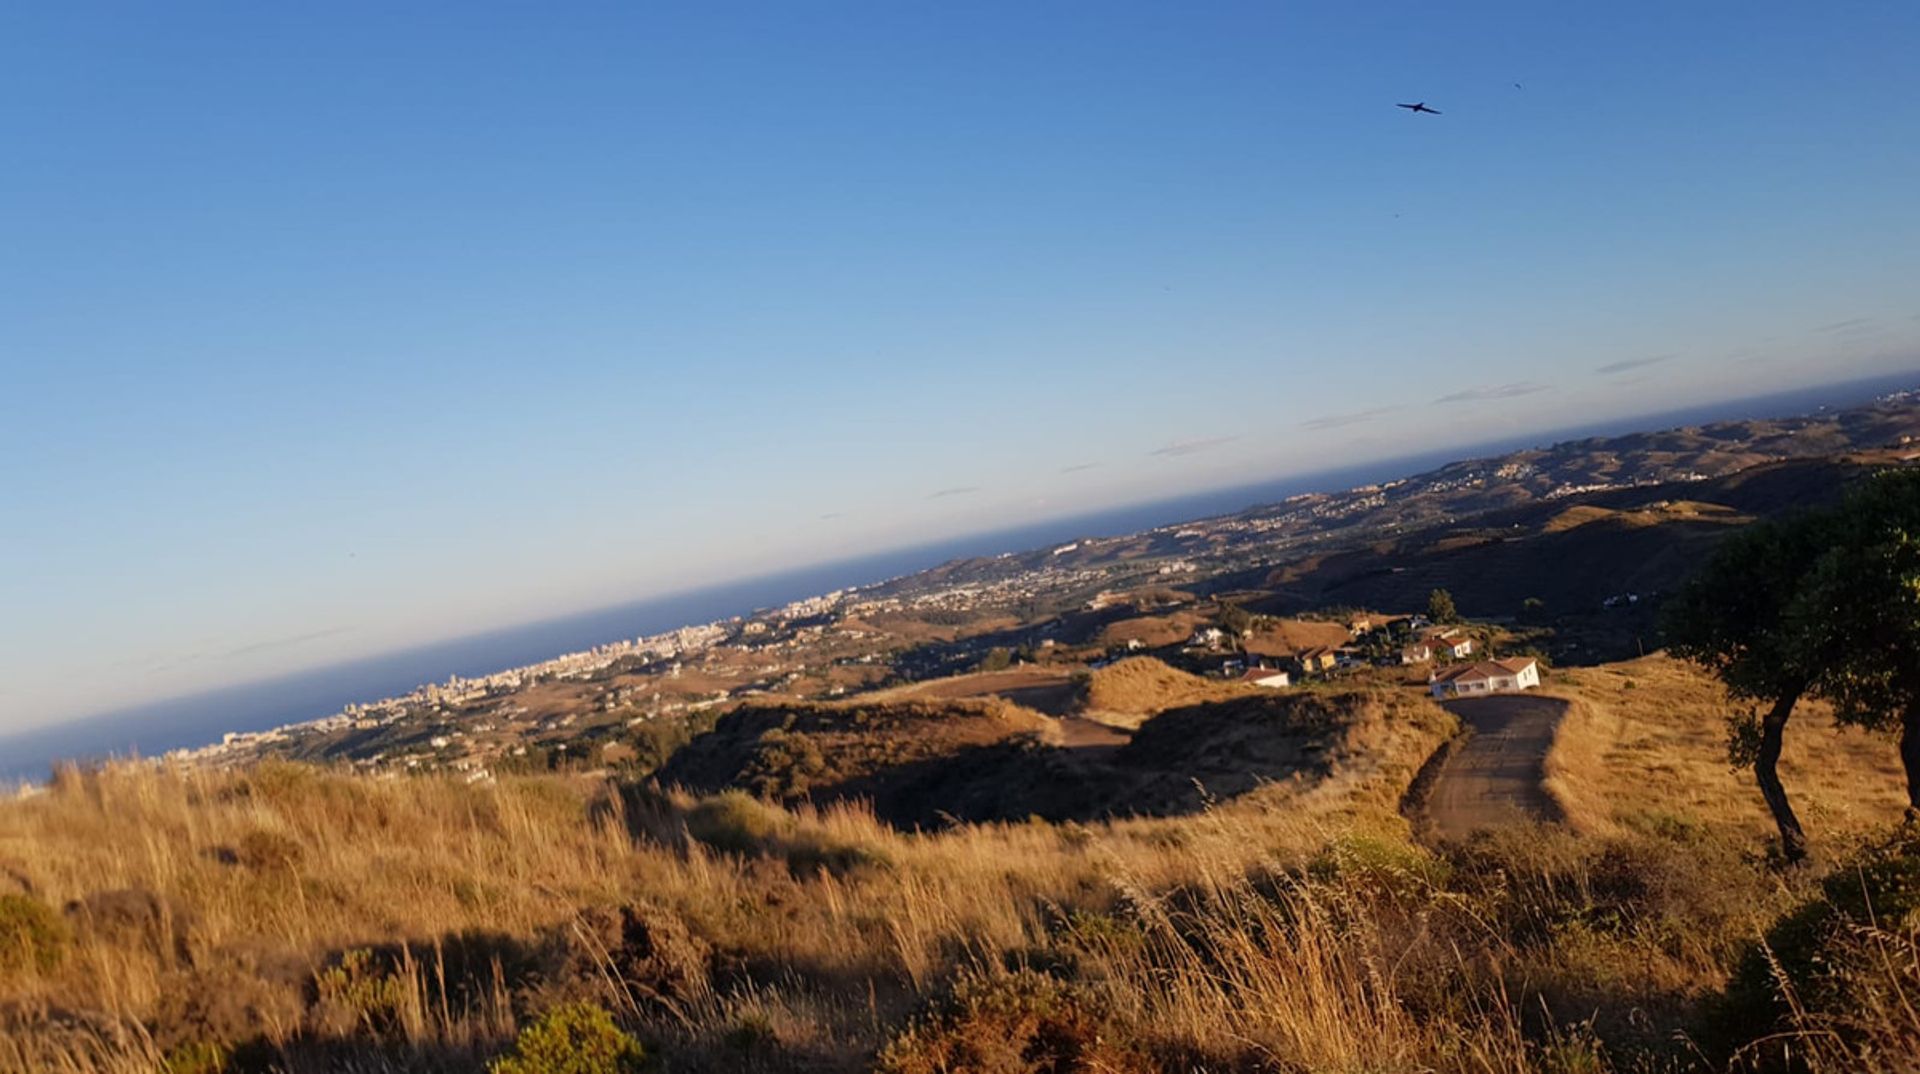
left=1756, top=693, right=1808, bottom=863
left=1902, top=705, right=1920, bottom=820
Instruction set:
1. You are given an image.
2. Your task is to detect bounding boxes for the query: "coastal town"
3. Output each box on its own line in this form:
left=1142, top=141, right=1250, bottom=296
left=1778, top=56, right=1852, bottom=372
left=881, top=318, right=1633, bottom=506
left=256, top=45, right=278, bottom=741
left=143, top=389, right=1920, bottom=784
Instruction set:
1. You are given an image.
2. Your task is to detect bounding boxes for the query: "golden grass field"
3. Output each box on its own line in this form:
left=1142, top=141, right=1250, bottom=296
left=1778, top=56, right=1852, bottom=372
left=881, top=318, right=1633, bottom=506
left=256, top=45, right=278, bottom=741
left=1544, top=654, right=1908, bottom=847
left=0, top=656, right=1914, bottom=1073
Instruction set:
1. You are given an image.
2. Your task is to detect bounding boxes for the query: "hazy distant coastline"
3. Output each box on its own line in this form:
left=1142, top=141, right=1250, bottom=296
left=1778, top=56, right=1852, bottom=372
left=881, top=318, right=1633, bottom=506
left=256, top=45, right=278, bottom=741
left=6, top=369, right=1914, bottom=786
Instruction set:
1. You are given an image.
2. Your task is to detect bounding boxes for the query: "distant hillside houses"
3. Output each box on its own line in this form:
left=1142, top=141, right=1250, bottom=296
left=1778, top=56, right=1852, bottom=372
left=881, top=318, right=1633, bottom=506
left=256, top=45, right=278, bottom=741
left=1428, top=657, right=1540, bottom=699
left=1293, top=646, right=1339, bottom=675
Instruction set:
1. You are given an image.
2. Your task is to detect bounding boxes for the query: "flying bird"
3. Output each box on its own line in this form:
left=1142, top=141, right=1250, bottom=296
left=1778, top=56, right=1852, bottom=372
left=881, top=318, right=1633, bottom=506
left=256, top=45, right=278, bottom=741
left=1397, top=102, right=1441, bottom=115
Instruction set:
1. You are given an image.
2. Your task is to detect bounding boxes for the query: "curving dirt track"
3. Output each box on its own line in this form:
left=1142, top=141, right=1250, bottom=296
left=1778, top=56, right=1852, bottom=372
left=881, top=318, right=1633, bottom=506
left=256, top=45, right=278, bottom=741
left=1414, top=694, right=1569, bottom=841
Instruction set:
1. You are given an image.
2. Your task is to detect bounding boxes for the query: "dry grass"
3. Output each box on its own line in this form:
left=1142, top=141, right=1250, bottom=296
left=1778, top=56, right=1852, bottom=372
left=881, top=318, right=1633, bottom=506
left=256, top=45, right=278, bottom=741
left=1078, top=656, right=1238, bottom=727
left=862, top=668, right=1081, bottom=716
left=1543, top=653, right=1907, bottom=847
left=0, top=659, right=1915, bottom=1072
left=1243, top=617, right=1354, bottom=659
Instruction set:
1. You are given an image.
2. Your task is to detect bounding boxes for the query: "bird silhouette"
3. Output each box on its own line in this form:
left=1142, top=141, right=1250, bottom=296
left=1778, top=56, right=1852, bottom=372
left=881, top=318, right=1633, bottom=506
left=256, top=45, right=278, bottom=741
left=1397, top=102, right=1441, bottom=115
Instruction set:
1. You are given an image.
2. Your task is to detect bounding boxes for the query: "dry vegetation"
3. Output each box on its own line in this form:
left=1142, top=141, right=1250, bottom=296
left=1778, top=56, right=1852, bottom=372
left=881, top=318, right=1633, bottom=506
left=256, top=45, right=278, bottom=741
left=1543, top=654, right=1907, bottom=846
left=1, top=663, right=1916, bottom=1073
left=1077, top=657, right=1237, bottom=727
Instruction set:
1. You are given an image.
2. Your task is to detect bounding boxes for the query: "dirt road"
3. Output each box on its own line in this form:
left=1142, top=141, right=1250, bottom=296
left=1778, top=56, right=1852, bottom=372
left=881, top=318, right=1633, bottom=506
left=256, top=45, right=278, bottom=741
left=1415, top=695, right=1568, bottom=841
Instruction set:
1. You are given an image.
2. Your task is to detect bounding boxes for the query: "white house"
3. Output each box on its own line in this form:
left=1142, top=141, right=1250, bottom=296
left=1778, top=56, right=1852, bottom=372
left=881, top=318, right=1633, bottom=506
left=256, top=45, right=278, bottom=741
left=1429, top=657, right=1541, bottom=699
left=1190, top=627, right=1226, bottom=649
left=1238, top=667, right=1291, bottom=689
left=1430, top=635, right=1475, bottom=659
left=1399, top=642, right=1433, bottom=665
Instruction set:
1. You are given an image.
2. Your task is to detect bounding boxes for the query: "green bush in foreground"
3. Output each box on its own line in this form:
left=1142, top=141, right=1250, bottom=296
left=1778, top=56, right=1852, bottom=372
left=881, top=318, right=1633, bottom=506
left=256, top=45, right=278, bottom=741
left=0, top=893, right=70, bottom=975
left=490, top=1003, right=645, bottom=1074
left=1719, top=826, right=1920, bottom=1061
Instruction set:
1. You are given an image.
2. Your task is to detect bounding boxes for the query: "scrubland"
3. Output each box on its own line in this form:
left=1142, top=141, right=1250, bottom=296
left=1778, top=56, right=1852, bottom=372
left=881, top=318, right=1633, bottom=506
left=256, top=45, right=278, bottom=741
left=1, top=663, right=1916, bottom=1073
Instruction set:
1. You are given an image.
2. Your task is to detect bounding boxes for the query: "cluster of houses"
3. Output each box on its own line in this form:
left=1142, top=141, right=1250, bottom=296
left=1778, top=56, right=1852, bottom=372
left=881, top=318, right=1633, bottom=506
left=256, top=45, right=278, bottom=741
left=1183, top=609, right=1543, bottom=699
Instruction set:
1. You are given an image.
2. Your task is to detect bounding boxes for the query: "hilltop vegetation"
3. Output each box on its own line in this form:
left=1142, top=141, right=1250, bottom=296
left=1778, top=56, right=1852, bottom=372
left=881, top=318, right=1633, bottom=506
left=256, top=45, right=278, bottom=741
left=3, top=647, right=1918, bottom=1072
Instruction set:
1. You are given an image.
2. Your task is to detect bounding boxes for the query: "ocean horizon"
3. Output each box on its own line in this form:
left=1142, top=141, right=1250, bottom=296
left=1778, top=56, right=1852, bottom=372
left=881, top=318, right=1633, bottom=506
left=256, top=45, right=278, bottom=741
left=5, top=369, right=1914, bottom=785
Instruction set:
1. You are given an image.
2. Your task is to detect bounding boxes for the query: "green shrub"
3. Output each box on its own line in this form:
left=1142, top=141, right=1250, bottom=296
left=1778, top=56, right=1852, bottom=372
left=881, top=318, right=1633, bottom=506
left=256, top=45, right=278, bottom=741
left=1307, top=834, right=1452, bottom=898
left=685, top=791, right=787, bottom=855
left=0, top=893, right=70, bottom=975
left=162, top=1040, right=230, bottom=1074
left=490, top=1003, right=645, bottom=1074
left=1721, top=825, right=1920, bottom=1053
left=313, top=948, right=410, bottom=1035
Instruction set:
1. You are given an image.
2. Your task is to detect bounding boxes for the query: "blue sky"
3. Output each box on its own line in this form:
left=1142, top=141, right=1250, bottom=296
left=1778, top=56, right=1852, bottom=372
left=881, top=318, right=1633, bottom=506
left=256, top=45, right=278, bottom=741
left=3, top=2, right=1918, bottom=730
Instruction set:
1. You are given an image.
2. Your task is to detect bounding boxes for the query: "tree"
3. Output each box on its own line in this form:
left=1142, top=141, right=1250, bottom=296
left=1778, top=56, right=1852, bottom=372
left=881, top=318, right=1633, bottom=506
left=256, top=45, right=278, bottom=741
left=1794, top=470, right=1920, bottom=817
left=1215, top=602, right=1255, bottom=640
left=1662, top=511, right=1838, bottom=862
left=1426, top=588, right=1458, bottom=624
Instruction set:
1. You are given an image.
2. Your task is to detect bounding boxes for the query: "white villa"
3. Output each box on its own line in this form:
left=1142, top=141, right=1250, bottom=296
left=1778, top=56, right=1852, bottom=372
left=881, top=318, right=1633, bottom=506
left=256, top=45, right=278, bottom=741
left=1428, top=657, right=1541, bottom=699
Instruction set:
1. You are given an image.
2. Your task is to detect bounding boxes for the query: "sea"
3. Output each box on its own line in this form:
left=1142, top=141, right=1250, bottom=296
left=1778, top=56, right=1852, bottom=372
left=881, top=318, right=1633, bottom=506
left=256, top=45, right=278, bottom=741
left=3, top=370, right=1915, bottom=785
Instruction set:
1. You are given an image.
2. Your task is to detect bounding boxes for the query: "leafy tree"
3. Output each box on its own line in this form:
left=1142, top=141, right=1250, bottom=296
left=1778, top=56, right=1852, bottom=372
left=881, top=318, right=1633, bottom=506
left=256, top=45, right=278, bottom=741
left=1662, top=510, right=1838, bottom=862
left=1793, top=470, right=1920, bottom=817
left=1215, top=602, right=1255, bottom=639
left=977, top=647, right=1013, bottom=673
left=1426, top=588, right=1458, bottom=624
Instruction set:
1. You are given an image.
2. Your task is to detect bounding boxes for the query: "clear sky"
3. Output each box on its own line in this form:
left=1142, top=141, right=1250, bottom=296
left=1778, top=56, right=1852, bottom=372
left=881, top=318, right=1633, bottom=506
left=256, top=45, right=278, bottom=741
left=3, top=2, right=1918, bottom=732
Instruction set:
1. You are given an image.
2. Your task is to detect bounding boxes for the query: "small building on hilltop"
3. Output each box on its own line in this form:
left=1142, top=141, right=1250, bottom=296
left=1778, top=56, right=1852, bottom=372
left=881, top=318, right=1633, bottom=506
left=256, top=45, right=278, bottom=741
left=1238, top=667, right=1292, bottom=689
left=1429, top=657, right=1541, bottom=699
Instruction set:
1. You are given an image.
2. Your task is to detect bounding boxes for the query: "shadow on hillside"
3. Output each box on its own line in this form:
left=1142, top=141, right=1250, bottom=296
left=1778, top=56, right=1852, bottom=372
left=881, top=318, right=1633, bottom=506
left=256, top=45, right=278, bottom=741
left=644, top=692, right=1378, bottom=832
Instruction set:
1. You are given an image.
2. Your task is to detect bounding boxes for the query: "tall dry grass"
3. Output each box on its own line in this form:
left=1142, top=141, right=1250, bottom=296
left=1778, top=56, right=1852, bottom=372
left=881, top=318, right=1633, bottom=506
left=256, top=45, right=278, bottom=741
left=0, top=678, right=1914, bottom=1072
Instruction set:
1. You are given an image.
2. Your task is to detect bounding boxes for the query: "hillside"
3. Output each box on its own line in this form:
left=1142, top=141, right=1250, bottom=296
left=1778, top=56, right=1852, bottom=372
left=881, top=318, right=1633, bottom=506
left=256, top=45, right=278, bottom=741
left=1078, top=656, right=1231, bottom=725
left=652, top=684, right=1448, bottom=828
left=4, top=646, right=1918, bottom=1072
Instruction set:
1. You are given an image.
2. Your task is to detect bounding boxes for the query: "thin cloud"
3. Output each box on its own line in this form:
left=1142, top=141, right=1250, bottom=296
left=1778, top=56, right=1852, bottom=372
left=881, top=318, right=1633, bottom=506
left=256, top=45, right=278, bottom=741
left=145, top=626, right=354, bottom=673
left=928, top=485, right=981, bottom=499
left=1814, top=317, right=1872, bottom=334
left=817, top=512, right=844, bottom=520
left=1435, top=382, right=1551, bottom=404
left=1301, top=407, right=1396, bottom=431
left=1150, top=436, right=1238, bottom=458
left=1059, top=462, right=1100, bottom=474
left=1595, top=355, right=1672, bottom=376
left=220, top=626, right=353, bottom=660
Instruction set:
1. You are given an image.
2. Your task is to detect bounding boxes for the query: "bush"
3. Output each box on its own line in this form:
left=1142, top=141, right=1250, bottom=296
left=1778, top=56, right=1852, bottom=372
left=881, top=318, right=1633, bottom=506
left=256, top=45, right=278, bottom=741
left=685, top=792, right=787, bottom=855
left=490, top=1003, right=645, bottom=1074
left=66, top=887, right=197, bottom=965
left=876, top=969, right=1147, bottom=1074
left=1719, top=825, right=1920, bottom=1059
left=0, top=893, right=70, bottom=975
left=235, top=829, right=303, bottom=871
left=162, top=1040, right=230, bottom=1074
left=1307, top=834, right=1452, bottom=899
left=546, top=904, right=711, bottom=1014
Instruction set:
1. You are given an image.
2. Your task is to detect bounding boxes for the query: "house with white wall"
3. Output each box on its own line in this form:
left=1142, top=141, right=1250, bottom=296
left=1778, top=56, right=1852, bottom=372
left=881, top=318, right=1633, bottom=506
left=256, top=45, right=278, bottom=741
left=1429, top=657, right=1540, bottom=699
